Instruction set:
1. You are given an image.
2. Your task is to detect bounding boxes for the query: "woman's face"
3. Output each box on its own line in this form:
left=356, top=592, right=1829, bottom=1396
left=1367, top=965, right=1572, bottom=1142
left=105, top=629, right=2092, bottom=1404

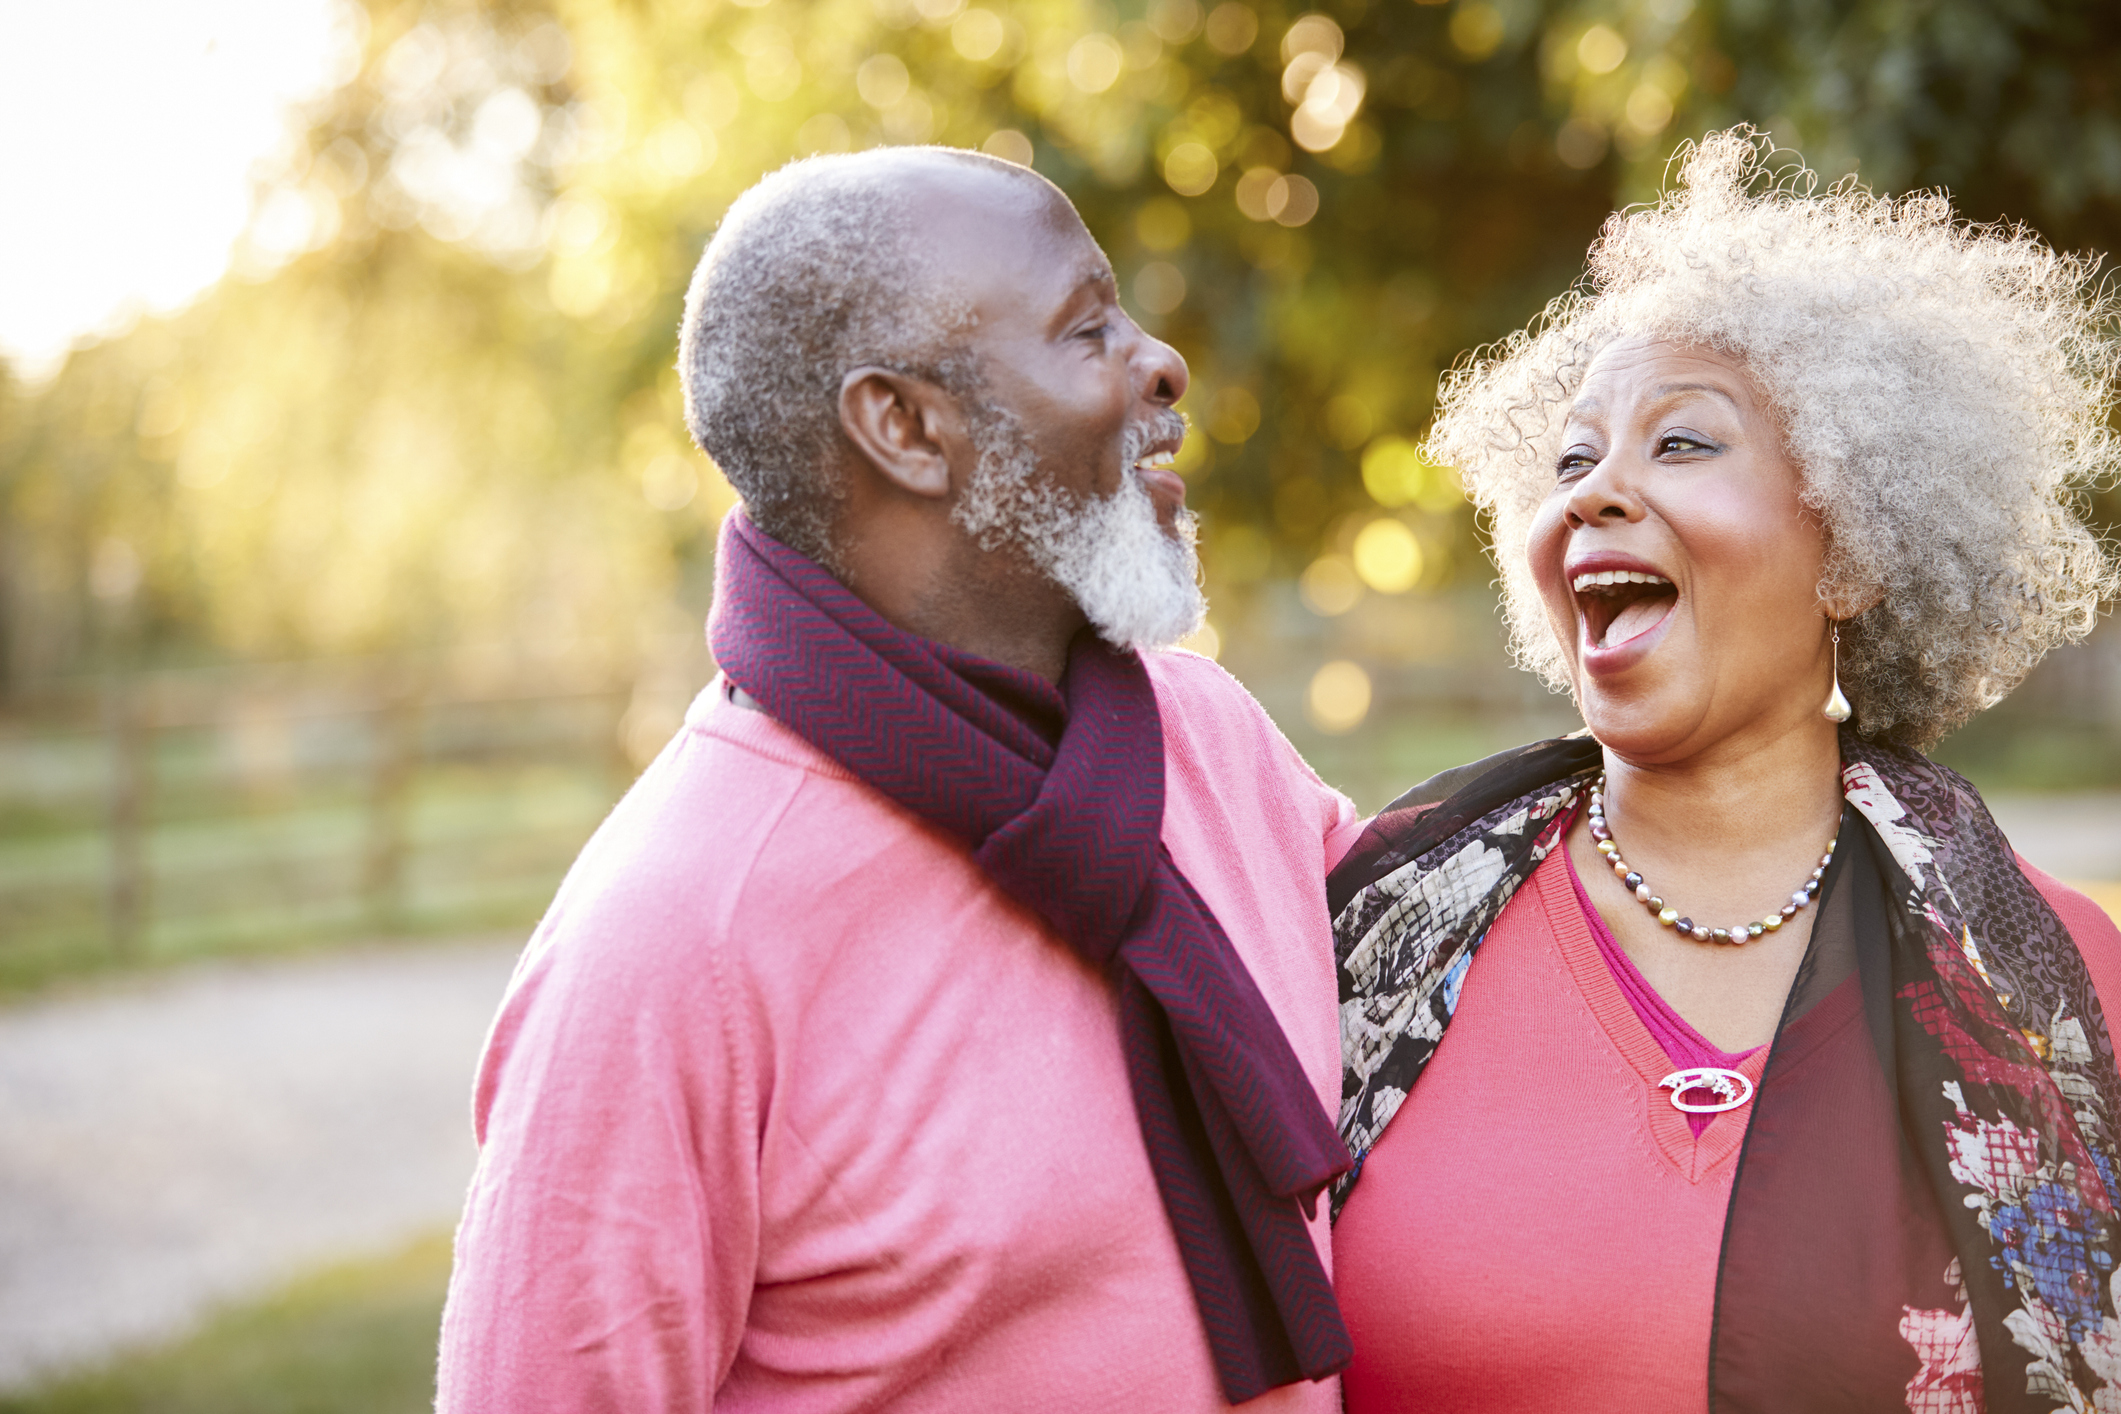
left=1526, top=338, right=1833, bottom=764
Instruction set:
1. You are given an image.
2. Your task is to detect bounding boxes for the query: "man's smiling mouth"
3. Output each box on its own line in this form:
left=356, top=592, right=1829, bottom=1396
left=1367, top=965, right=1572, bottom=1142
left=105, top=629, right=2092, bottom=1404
left=1573, top=569, right=1678, bottom=648
left=1133, top=438, right=1180, bottom=475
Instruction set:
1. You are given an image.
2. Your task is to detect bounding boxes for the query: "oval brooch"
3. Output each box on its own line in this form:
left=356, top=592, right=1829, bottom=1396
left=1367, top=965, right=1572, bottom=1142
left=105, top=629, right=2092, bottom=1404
left=1658, top=1067, right=1755, bottom=1114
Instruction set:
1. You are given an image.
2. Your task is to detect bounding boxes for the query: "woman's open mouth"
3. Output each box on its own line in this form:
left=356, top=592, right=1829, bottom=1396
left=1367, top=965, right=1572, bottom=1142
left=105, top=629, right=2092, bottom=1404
left=1573, top=568, right=1678, bottom=650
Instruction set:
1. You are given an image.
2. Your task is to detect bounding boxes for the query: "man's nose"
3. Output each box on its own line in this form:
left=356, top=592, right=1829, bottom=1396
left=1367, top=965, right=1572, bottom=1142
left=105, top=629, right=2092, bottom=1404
left=1135, top=329, right=1188, bottom=408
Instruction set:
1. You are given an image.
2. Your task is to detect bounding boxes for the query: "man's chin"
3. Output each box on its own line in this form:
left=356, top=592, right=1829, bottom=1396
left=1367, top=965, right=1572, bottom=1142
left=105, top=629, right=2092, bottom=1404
left=1071, top=550, right=1206, bottom=652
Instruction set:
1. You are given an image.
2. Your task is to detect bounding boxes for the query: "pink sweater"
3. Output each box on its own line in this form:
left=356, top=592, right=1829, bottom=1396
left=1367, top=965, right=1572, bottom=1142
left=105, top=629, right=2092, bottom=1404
left=435, top=649, right=1363, bottom=1414
left=1335, top=842, right=2121, bottom=1413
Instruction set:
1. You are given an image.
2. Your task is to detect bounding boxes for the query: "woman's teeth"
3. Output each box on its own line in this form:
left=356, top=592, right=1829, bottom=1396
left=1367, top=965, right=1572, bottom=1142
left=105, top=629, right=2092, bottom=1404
left=1572, top=568, right=1677, bottom=648
left=1572, top=569, right=1670, bottom=592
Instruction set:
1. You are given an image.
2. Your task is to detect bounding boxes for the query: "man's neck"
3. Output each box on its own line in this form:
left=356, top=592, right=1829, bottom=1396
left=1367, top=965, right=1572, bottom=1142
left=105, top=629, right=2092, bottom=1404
left=836, top=510, right=1084, bottom=683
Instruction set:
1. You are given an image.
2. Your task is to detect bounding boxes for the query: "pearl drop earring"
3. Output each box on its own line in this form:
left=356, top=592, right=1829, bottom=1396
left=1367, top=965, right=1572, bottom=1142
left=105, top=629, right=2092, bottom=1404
left=1823, top=621, right=1852, bottom=723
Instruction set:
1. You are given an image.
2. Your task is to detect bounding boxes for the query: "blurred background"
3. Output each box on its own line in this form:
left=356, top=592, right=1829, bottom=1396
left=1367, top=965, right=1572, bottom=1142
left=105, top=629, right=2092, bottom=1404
left=2, top=0, right=2118, bottom=1407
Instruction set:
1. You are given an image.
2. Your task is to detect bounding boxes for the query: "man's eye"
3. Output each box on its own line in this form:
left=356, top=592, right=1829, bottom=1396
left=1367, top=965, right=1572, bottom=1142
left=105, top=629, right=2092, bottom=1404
left=1078, top=323, right=1111, bottom=341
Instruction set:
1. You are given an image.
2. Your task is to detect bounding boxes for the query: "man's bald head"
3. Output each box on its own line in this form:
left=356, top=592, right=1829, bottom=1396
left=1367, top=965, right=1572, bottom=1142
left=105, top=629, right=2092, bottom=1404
left=678, top=147, right=1060, bottom=563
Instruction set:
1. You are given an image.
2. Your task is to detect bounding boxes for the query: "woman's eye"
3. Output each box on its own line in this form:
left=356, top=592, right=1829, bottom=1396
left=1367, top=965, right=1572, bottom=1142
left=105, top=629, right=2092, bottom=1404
left=1658, top=433, right=1715, bottom=456
left=1556, top=449, right=1599, bottom=478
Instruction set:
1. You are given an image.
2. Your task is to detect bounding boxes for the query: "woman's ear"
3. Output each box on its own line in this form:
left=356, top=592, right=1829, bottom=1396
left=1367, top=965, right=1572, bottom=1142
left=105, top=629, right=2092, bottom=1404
left=1820, top=580, right=1887, bottom=622
left=838, top=367, right=964, bottom=499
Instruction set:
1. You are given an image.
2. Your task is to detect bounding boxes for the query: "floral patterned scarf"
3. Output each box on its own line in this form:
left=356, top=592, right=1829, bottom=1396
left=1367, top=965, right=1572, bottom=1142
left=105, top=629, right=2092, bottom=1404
left=1328, top=731, right=2121, bottom=1412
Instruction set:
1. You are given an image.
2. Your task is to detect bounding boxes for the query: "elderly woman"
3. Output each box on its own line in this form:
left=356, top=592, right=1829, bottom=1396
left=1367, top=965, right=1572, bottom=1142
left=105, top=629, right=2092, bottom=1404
left=1327, top=130, right=2121, bottom=1413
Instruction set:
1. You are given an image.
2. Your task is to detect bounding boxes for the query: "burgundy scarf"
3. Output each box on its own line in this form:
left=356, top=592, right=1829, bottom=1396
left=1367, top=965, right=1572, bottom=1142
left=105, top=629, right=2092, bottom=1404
left=707, top=512, right=1352, bottom=1402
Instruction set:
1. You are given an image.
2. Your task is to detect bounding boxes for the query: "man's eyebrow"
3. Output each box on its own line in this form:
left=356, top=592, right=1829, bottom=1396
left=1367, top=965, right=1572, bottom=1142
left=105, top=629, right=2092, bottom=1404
left=1047, top=263, right=1118, bottom=334
left=1070, top=263, right=1118, bottom=307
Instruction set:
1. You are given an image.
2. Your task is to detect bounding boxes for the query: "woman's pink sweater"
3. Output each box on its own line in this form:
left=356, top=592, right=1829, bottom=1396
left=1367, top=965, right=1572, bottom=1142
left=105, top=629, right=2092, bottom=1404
left=1335, top=841, right=2121, bottom=1413
left=435, top=649, right=1363, bottom=1414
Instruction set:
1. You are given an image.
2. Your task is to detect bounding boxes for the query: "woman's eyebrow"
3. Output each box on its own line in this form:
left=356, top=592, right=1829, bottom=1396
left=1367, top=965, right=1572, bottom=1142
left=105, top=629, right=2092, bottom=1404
left=1647, top=381, right=1742, bottom=412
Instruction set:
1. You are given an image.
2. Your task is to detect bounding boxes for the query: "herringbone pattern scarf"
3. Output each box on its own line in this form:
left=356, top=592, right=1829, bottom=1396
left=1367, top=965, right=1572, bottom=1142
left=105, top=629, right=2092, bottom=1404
left=708, top=512, right=1352, bottom=1402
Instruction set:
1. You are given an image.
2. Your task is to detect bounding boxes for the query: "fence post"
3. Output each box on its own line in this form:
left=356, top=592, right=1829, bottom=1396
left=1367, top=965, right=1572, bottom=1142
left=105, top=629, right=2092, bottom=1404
left=363, top=677, right=419, bottom=930
left=105, top=672, right=150, bottom=957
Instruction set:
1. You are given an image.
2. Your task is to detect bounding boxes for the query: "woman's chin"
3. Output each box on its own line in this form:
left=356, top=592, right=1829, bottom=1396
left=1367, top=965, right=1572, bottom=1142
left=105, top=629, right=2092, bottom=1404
left=1571, top=674, right=1706, bottom=764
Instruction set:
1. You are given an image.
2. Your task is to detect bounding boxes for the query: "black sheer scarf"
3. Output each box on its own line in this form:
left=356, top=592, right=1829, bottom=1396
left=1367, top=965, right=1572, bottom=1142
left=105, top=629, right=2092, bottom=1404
left=1711, top=807, right=1968, bottom=1410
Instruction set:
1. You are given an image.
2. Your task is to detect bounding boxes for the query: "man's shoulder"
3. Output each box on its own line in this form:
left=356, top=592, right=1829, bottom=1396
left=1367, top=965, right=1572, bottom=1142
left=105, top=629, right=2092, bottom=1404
left=537, top=687, right=962, bottom=966
left=598, top=688, right=844, bottom=878
left=1142, top=646, right=1360, bottom=858
left=1143, top=647, right=1333, bottom=786
left=481, top=686, right=1012, bottom=1096
left=1142, top=646, right=1275, bottom=736
left=655, top=682, right=919, bottom=831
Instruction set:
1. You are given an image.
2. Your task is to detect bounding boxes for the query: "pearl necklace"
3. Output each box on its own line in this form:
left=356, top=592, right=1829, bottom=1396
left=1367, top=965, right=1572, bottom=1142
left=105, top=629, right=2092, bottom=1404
left=1587, top=775, right=1837, bottom=945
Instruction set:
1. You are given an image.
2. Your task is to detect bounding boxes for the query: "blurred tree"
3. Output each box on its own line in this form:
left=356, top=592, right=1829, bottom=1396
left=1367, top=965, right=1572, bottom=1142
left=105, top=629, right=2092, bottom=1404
left=2, top=0, right=2115, bottom=687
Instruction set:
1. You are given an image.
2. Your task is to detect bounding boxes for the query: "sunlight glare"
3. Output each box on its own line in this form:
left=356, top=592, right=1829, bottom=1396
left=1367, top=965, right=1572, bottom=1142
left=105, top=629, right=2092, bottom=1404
left=0, top=0, right=352, bottom=380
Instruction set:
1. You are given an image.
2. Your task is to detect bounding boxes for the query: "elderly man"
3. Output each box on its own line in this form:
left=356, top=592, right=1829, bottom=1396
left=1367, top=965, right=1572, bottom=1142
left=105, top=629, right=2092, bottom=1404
left=437, top=147, right=1361, bottom=1412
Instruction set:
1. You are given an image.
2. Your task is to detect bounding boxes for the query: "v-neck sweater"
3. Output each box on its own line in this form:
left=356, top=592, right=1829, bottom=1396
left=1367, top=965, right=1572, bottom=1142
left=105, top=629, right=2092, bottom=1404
left=1333, top=843, right=2121, bottom=1414
left=1561, top=841, right=1759, bottom=1136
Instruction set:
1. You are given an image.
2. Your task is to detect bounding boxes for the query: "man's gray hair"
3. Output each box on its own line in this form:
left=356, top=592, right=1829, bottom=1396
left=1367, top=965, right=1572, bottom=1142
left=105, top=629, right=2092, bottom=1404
left=678, top=148, right=1027, bottom=563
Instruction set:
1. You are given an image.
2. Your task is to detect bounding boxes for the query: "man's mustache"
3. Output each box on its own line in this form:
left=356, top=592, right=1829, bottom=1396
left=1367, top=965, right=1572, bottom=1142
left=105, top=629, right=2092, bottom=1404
left=1122, top=410, right=1191, bottom=467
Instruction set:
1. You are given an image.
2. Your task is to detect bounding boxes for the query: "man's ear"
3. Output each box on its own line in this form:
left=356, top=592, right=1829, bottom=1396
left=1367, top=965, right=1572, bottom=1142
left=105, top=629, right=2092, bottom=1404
left=838, top=367, right=963, bottom=499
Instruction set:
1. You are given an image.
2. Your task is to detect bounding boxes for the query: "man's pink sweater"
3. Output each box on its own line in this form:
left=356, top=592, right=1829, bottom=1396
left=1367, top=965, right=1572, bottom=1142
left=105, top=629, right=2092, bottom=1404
left=435, top=649, right=1362, bottom=1413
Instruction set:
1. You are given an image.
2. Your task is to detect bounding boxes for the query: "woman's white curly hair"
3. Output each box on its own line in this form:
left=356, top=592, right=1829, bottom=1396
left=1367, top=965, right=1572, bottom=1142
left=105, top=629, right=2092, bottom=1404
left=1429, top=127, right=2121, bottom=749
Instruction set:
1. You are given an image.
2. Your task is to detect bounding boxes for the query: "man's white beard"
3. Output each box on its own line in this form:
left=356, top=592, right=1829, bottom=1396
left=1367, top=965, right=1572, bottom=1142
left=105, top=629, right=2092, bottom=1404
left=953, top=410, right=1206, bottom=652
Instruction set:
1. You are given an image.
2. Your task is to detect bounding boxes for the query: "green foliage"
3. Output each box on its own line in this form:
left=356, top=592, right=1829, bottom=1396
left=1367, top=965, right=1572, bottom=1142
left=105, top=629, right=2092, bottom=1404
left=2, top=0, right=2115, bottom=682
left=0, top=1235, right=452, bottom=1414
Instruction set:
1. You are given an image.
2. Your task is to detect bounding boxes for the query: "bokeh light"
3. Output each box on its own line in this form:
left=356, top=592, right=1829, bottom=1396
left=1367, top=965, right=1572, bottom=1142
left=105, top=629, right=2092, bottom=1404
left=1299, top=555, right=1363, bottom=617
left=1306, top=659, right=1372, bottom=733
left=0, top=0, right=354, bottom=377
left=1352, top=518, right=1423, bottom=593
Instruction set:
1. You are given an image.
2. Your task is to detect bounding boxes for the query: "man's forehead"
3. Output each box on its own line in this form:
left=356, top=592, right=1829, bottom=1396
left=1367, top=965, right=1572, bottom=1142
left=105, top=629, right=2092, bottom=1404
left=908, top=165, right=1079, bottom=241
left=902, top=168, right=1108, bottom=323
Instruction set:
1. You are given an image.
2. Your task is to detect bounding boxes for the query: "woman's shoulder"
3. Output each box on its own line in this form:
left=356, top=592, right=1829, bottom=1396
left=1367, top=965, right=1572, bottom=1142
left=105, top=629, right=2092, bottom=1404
left=2016, top=855, right=2121, bottom=1005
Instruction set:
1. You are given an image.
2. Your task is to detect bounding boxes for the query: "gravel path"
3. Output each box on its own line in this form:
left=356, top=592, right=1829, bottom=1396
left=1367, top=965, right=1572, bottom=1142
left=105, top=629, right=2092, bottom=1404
left=0, top=937, right=520, bottom=1391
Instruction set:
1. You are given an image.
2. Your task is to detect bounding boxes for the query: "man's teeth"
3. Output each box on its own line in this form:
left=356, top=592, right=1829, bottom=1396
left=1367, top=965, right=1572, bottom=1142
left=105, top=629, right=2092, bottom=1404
left=1571, top=569, right=1672, bottom=592
left=1135, top=450, right=1176, bottom=470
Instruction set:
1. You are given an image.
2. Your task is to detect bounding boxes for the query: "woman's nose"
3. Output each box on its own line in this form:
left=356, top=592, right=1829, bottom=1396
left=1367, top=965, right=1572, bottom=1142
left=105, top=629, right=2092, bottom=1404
left=1563, top=456, right=1646, bottom=529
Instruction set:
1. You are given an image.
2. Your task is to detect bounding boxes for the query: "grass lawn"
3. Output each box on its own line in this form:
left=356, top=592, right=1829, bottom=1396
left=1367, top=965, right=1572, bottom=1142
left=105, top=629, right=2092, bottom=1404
left=0, top=1236, right=453, bottom=1414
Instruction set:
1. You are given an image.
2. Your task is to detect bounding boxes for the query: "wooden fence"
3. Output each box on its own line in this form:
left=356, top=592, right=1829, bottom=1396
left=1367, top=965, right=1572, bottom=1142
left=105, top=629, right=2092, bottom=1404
left=3, top=605, right=2113, bottom=991
left=0, top=651, right=703, bottom=989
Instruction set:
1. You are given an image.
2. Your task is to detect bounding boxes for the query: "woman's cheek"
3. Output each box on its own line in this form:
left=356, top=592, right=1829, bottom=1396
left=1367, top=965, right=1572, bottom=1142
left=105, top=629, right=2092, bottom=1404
left=1526, top=505, right=1570, bottom=597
